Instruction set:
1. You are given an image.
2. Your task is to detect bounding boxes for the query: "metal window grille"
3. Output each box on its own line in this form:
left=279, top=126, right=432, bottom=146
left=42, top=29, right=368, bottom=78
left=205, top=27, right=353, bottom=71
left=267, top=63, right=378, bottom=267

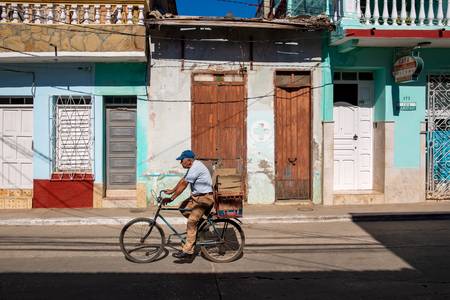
left=426, top=74, right=450, bottom=200
left=51, top=95, right=94, bottom=179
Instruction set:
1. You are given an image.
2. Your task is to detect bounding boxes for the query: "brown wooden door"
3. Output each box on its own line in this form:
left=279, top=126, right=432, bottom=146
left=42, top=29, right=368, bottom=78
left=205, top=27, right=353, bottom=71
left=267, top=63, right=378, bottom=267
left=192, top=78, right=245, bottom=175
left=275, top=86, right=311, bottom=200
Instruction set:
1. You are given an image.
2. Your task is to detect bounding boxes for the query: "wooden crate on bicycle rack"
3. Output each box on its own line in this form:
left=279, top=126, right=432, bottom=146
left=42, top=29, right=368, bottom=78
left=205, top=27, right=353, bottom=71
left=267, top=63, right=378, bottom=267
left=213, top=168, right=243, bottom=218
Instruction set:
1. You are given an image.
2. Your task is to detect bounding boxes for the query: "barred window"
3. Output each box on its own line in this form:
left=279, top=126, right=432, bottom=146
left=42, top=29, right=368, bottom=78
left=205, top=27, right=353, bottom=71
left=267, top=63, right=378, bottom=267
left=53, top=95, right=93, bottom=174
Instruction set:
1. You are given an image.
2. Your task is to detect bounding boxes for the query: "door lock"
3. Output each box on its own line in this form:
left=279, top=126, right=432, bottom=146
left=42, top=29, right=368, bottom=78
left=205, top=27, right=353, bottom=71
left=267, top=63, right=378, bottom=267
left=288, top=157, right=297, bottom=165
left=353, top=134, right=358, bottom=140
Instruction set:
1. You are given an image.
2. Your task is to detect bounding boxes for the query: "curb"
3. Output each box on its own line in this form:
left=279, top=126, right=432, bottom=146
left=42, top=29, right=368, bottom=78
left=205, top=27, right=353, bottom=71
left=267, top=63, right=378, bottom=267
left=0, top=212, right=449, bottom=226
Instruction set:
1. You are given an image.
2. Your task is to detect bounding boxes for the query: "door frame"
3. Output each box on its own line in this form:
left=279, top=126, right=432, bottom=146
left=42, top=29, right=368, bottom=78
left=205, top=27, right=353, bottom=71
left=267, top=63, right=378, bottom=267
left=190, top=71, right=248, bottom=201
left=273, top=70, right=313, bottom=201
left=333, top=72, right=375, bottom=191
left=103, top=96, right=138, bottom=192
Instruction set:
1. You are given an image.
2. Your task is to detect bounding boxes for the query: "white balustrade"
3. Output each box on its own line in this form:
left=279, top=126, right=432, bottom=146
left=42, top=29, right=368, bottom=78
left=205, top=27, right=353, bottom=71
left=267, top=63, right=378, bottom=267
left=0, top=2, right=144, bottom=25
left=355, top=0, right=449, bottom=27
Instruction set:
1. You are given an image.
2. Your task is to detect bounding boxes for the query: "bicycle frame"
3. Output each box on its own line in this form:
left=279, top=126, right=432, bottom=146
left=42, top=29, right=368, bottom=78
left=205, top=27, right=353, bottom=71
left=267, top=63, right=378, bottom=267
left=144, top=191, right=227, bottom=247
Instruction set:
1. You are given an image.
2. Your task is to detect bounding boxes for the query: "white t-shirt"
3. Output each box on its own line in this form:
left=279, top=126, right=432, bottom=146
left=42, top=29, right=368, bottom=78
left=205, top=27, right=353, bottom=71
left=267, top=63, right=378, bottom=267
left=184, top=160, right=213, bottom=195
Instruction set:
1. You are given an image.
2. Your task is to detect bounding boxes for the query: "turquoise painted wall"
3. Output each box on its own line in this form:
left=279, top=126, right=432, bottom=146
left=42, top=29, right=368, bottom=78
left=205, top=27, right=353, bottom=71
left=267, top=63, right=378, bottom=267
left=0, top=63, right=94, bottom=180
left=324, top=47, right=450, bottom=168
left=94, top=63, right=148, bottom=184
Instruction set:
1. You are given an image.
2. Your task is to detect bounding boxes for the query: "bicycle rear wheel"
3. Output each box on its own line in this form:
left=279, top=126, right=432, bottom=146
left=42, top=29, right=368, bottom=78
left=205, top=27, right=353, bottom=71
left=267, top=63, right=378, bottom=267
left=119, top=217, right=165, bottom=263
left=199, top=219, right=245, bottom=263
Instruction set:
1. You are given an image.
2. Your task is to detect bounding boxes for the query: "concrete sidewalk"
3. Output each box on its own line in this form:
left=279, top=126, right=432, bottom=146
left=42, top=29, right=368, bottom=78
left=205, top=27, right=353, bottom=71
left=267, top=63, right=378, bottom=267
left=0, top=201, right=450, bottom=225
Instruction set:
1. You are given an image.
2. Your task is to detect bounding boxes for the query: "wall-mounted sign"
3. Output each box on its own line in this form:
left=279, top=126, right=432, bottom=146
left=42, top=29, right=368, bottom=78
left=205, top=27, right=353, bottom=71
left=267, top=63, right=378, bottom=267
left=392, top=56, right=424, bottom=83
left=398, top=101, right=417, bottom=111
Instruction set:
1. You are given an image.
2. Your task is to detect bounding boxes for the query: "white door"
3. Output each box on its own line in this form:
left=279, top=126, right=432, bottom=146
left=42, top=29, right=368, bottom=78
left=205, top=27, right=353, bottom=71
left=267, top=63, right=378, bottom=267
left=333, top=83, right=373, bottom=190
left=0, top=107, right=33, bottom=188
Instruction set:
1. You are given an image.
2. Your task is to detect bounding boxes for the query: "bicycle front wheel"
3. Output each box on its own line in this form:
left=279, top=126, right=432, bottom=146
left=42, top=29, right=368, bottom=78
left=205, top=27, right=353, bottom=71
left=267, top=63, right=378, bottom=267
left=199, top=219, right=245, bottom=263
left=119, top=217, right=165, bottom=263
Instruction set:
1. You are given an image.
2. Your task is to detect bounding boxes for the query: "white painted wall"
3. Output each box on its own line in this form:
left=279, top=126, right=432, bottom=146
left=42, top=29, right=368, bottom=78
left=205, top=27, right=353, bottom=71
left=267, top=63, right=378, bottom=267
left=148, top=30, right=324, bottom=204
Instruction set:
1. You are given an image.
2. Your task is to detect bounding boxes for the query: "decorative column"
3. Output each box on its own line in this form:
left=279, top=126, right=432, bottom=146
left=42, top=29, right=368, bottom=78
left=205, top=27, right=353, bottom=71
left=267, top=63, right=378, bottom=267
left=82, top=4, right=89, bottom=24
left=47, top=4, right=54, bottom=24
left=419, top=0, right=426, bottom=25
left=373, top=0, right=380, bottom=25
left=400, top=0, right=407, bottom=25
left=382, top=0, right=389, bottom=25
left=59, top=5, right=67, bottom=24
left=365, top=0, right=372, bottom=24
left=11, top=3, right=18, bottom=23
left=437, top=0, right=444, bottom=26
left=116, top=5, right=123, bottom=24
left=410, top=0, right=417, bottom=26
left=0, top=3, right=6, bottom=23
left=23, top=4, right=30, bottom=23
left=34, top=4, right=41, bottom=24
left=105, top=5, right=111, bottom=24
left=138, top=5, right=144, bottom=25
left=71, top=4, right=78, bottom=24
left=391, top=0, right=398, bottom=25
left=127, top=5, right=133, bottom=24
left=427, top=0, right=434, bottom=25
left=94, top=5, right=100, bottom=24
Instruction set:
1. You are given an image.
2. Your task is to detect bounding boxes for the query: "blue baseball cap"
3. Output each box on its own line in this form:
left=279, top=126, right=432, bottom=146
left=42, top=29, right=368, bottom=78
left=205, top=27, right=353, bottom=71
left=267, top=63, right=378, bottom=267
left=176, top=150, right=196, bottom=161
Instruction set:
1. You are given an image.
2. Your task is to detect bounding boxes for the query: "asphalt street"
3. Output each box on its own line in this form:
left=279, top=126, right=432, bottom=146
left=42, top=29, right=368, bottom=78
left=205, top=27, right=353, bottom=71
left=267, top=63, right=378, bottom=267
left=0, top=220, right=449, bottom=299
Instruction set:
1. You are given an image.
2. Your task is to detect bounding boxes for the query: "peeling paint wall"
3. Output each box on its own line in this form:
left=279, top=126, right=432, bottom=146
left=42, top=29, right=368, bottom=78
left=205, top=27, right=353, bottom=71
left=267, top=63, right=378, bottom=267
left=149, top=28, right=324, bottom=205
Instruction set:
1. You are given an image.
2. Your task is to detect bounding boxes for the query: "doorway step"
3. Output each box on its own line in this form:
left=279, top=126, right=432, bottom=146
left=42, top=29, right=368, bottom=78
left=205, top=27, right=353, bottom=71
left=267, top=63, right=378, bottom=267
left=334, top=190, right=384, bottom=205
left=103, top=190, right=137, bottom=208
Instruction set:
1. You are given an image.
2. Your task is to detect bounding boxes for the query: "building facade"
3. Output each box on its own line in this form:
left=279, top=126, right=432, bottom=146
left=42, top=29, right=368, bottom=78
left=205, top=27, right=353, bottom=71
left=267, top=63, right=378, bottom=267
left=322, top=0, right=450, bottom=204
left=146, top=10, right=331, bottom=205
left=0, top=1, right=149, bottom=208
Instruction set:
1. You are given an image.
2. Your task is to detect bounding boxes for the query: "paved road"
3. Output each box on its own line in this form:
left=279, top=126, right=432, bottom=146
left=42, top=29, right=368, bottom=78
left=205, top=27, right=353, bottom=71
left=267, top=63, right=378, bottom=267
left=0, top=220, right=449, bottom=299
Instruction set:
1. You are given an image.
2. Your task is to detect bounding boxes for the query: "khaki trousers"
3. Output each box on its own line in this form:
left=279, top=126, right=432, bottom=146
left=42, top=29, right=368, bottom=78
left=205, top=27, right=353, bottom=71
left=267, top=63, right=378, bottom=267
left=179, top=194, right=214, bottom=254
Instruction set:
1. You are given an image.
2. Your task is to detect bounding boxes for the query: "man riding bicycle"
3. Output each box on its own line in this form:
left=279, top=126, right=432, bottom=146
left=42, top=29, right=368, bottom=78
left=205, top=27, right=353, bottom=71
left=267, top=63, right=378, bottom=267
left=163, top=150, right=214, bottom=260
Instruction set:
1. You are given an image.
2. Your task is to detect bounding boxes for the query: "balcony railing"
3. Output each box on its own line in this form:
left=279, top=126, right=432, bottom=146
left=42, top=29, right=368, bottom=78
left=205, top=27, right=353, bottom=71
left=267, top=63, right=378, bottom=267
left=0, top=2, right=144, bottom=24
left=334, top=0, right=450, bottom=27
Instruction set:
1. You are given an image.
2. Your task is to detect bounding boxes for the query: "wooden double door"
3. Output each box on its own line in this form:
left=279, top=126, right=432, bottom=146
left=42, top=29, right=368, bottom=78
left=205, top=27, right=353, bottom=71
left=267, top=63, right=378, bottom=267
left=191, top=74, right=246, bottom=178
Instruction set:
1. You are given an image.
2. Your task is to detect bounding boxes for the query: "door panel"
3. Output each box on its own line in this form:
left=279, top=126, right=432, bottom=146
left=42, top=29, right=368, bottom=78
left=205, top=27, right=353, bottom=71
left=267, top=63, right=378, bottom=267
left=333, top=82, right=374, bottom=190
left=192, top=81, right=245, bottom=175
left=275, top=86, right=311, bottom=200
left=333, top=103, right=358, bottom=190
left=0, top=107, right=33, bottom=188
left=106, top=108, right=136, bottom=189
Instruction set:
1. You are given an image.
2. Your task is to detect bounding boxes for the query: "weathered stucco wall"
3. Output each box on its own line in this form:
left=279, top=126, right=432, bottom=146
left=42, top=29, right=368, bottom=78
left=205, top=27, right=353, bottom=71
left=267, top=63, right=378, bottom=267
left=149, top=28, right=324, bottom=205
left=0, top=24, right=145, bottom=52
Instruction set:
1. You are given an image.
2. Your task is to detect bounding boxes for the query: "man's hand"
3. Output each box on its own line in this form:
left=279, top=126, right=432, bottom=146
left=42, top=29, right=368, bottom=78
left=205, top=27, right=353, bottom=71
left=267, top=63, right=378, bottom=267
left=162, top=197, right=172, bottom=205
left=163, top=189, right=174, bottom=195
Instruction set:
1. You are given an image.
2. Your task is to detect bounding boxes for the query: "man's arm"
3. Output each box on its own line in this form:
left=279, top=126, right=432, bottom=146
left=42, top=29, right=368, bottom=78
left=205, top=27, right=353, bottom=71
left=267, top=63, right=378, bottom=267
left=169, top=178, right=189, bottom=201
left=164, top=176, right=187, bottom=195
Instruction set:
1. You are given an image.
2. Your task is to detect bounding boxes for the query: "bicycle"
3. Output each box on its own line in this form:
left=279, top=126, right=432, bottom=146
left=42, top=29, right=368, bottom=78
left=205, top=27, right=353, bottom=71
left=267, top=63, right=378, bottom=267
left=119, top=191, right=245, bottom=263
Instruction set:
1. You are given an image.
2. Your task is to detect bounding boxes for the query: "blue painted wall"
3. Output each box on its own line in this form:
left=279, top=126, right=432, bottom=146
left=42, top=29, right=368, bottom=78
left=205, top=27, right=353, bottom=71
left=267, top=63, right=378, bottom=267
left=0, top=63, right=94, bottom=179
